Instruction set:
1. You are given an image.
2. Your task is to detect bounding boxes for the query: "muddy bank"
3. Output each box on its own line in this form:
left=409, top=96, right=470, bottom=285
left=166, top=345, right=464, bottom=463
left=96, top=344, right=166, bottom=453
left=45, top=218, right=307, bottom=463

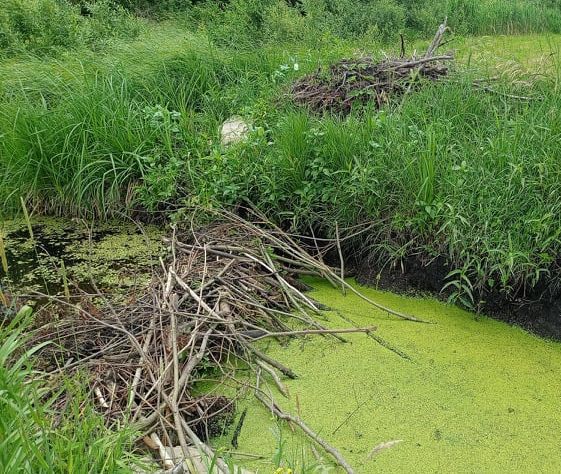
left=354, top=255, right=561, bottom=341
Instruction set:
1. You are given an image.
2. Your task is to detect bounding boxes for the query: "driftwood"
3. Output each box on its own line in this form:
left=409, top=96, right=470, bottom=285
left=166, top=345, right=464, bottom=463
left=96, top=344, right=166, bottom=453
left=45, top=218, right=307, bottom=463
left=30, top=208, right=416, bottom=472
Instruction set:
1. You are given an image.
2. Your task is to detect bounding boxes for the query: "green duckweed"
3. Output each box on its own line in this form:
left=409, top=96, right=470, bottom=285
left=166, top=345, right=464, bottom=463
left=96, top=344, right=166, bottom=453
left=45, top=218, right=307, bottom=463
left=221, top=278, right=561, bottom=473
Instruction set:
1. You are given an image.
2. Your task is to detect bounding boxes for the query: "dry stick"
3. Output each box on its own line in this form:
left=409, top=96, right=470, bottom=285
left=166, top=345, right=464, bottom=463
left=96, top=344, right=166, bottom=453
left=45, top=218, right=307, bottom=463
left=174, top=242, right=253, bottom=263
left=335, top=310, right=412, bottom=360
left=242, top=210, right=416, bottom=318
left=256, top=360, right=289, bottom=398
left=198, top=243, right=209, bottom=310
left=248, top=326, right=376, bottom=341
left=308, top=223, right=326, bottom=264
left=32, top=291, right=150, bottom=357
left=259, top=251, right=324, bottom=315
left=253, top=252, right=313, bottom=314
left=255, top=389, right=355, bottom=474
left=231, top=408, right=248, bottom=450
left=177, top=327, right=214, bottom=389
left=299, top=251, right=426, bottom=324
left=180, top=419, right=230, bottom=474
left=172, top=270, right=226, bottom=321
left=238, top=298, right=331, bottom=328
left=365, top=331, right=412, bottom=360
left=473, top=84, right=538, bottom=101
left=226, top=208, right=423, bottom=322
left=387, top=55, right=454, bottom=69
left=150, top=432, right=174, bottom=470
left=133, top=329, right=199, bottom=417
left=196, top=259, right=236, bottom=294
left=332, top=399, right=368, bottom=435
left=425, top=18, right=448, bottom=58
left=128, top=313, right=157, bottom=409
left=258, top=252, right=348, bottom=343
left=337, top=279, right=431, bottom=323
left=166, top=289, right=193, bottom=467
left=245, top=344, right=298, bottom=379
left=134, top=403, right=169, bottom=432
left=367, top=440, right=403, bottom=459
left=335, top=221, right=346, bottom=295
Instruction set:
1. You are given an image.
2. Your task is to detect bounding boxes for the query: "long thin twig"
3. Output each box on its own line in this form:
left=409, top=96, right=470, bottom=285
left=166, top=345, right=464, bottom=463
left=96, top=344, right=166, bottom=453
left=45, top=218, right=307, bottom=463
left=256, top=387, right=355, bottom=474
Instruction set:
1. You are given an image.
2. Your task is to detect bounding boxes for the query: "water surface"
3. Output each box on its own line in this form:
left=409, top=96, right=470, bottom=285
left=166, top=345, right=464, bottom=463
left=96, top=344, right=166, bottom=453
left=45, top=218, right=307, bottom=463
left=224, top=278, right=561, bottom=473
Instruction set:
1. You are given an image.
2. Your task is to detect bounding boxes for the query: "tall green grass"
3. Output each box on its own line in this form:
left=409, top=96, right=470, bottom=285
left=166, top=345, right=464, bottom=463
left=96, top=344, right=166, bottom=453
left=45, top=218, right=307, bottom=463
left=186, top=67, right=561, bottom=304
left=0, top=42, right=283, bottom=216
left=2, top=5, right=561, bottom=304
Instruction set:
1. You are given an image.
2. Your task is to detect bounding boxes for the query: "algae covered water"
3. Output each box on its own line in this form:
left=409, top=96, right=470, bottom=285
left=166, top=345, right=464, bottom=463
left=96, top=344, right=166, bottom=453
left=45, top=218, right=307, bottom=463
left=0, top=218, right=164, bottom=298
left=223, top=278, right=561, bottom=473
left=3, top=219, right=561, bottom=472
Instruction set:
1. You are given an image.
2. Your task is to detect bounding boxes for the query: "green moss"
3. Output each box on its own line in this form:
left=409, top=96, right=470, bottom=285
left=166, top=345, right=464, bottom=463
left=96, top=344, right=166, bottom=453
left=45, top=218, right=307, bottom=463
left=223, top=278, right=561, bottom=473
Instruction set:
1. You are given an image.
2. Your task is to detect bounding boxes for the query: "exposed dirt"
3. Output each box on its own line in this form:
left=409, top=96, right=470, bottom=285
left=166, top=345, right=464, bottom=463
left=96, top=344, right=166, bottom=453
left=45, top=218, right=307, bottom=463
left=354, top=254, right=561, bottom=341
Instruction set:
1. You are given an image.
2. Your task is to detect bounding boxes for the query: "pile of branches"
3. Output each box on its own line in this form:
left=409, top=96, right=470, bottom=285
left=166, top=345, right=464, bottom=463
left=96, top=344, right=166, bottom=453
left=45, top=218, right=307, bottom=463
left=32, top=209, right=420, bottom=473
left=291, top=21, right=453, bottom=115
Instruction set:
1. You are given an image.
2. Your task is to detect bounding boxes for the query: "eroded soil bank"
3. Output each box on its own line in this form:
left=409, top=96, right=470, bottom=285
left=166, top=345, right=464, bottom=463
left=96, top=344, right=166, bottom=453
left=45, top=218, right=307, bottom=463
left=220, top=278, right=561, bottom=473
left=356, top=256, right=561, bottom=341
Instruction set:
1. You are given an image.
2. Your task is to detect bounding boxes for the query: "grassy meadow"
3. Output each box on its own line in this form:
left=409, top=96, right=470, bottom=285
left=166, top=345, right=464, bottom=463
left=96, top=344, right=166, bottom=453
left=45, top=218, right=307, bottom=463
left=2, top=0, right=561, bottom=471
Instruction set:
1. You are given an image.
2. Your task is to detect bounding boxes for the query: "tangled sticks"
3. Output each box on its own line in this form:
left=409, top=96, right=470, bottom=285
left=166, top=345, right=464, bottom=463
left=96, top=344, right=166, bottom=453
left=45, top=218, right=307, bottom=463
left=291, top=21, right=453, bottom=115
left=33, top=209, right=422, bottom=473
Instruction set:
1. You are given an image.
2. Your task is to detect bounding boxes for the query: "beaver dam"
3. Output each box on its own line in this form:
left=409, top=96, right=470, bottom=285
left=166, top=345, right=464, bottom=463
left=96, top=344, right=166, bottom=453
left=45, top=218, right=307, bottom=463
left=2, top=210, right=561, bottom=473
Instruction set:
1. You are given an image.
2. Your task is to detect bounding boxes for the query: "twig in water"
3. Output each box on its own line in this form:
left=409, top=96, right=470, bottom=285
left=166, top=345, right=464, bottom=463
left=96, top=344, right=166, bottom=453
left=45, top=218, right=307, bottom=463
left=367, top=439, right=403, bottom=459
left=231, top=408, right=247, bottom=449
left=255, top=388, right=355, bottom=474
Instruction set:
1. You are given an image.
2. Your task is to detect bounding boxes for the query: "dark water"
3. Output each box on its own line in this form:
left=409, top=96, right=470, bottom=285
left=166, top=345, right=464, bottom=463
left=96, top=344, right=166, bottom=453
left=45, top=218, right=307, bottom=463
left=0, top=218, right=164, bottom=300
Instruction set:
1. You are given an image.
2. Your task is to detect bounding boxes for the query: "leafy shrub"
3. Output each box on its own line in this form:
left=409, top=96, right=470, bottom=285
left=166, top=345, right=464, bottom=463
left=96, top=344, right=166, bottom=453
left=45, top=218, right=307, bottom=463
left=194, top=0, right=277, bottom=48
left=262, top=1, right=307, bottom=43
left=0, top=0, right=141, bottom=58
left=81, top=0, right=141, bottom=46
left=304, top=0, right=406, bottom=41
left=194, top=0, right=406, bottom=48
left=0, top=0, right=82, bottom=57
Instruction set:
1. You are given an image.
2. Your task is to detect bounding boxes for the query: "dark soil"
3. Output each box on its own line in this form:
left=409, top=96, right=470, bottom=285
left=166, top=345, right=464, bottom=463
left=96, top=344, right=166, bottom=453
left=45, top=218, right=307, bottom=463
left=353, top=254, right=561, bottom=341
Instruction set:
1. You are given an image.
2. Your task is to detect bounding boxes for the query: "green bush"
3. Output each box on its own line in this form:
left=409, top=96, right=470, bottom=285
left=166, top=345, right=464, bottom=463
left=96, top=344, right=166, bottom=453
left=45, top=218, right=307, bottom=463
left=0, top=0, right=82, bottom=56
left=304, top=0, right=406, bottom=41
left=0, top=0, right=141, bottom=59
left=188, top=0, right=561, bottom=47
left=194, top=0, right=406, bottom=47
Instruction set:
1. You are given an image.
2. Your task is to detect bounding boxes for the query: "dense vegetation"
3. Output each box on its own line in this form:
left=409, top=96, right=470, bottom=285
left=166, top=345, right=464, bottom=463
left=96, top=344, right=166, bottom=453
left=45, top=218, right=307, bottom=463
left=2, top=1, right=561, bottom=472
left=0, top=0, right=140, bottom=58
left=1, top=1, right=561, bottom=308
